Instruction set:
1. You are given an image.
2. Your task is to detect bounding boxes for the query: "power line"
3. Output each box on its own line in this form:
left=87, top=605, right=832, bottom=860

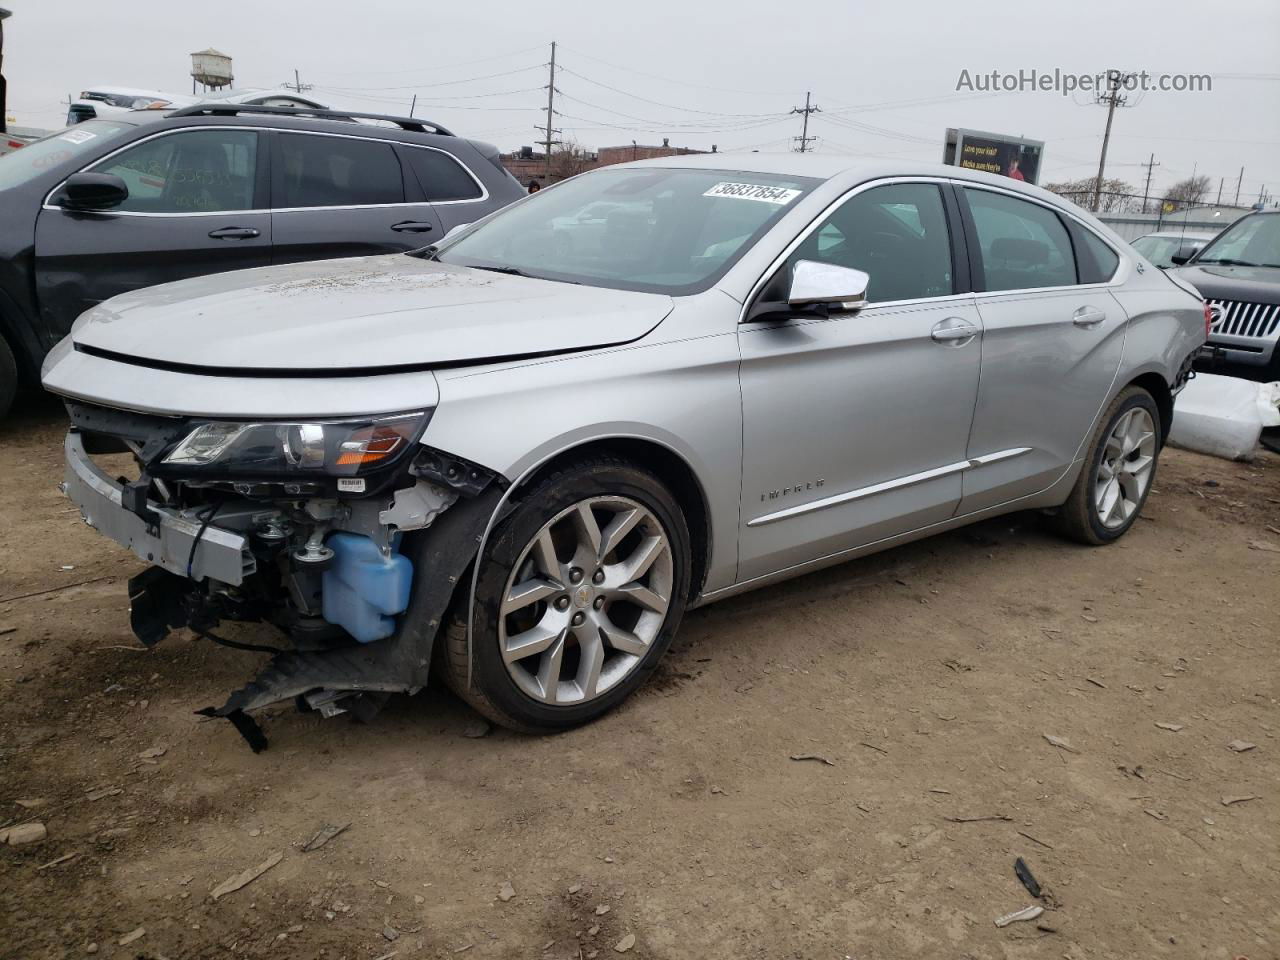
left=311, top=64, right=545, bottom=92
left=556, top=65, right=788, bottom=119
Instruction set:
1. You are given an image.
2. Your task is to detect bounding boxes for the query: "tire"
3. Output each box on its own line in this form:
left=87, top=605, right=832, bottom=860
left=0, top=333, right=17, bottom=421
left=440, top=457, right=692, bottom=732
left=1054, top=386, right=1161, bottom=545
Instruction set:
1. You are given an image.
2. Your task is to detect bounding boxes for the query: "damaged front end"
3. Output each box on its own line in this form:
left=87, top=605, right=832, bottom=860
left=62, top=401, right=505, bottom=751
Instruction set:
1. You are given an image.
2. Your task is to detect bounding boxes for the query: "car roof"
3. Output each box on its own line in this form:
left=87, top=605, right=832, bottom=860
left=622, top=151, right=1077, bottom=205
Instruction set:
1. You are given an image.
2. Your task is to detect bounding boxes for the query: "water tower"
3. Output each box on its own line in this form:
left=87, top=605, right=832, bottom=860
left=190, top=48, right=233, bottom=93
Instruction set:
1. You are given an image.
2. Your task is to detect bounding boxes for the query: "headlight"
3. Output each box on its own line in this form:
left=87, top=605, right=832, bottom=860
left=161, top=411, right=429, bottom=477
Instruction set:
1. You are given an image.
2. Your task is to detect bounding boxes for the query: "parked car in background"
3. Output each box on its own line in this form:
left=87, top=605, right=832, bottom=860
left=1171, top=209, right=1280, bottom=381
left=1131, top=229, right=1217, bottom=269
left=42, top=156, right=1205, bottom=746
left=66, top=86, right=329, bottom=125
left=0, top=104, right=526, bottom=418
left=1, top=124, right=54, bottom=156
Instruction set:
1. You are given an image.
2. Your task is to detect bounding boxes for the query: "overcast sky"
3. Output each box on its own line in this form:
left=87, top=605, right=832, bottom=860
left=4, top=0, right=1278, bottom=201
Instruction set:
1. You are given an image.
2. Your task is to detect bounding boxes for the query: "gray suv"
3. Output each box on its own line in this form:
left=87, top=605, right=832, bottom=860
left=0, top=104, right=525, bottom=417
left=43, top=157, right=1206, bottom=748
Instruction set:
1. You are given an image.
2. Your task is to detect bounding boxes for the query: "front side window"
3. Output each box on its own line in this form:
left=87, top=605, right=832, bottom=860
left=777, top=183, right=954, bottom=303
left=438, top=168, right=819, bottom=295
left=91, top=129, right=258, bottom=214
left=406, top=148, right=482, bottom=201
left=966, top=188, right=1076, bottom=291
left=275, top=133, right=404, bottom=208
left=1195, top=213, right=1280, bottom=268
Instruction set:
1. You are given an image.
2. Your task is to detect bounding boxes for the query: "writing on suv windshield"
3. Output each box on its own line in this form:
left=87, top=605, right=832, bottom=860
left=438, top=168, right=820, bottom=295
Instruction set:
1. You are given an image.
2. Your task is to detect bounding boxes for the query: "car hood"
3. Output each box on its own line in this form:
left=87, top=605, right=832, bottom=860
left=71, top=255, right=674, bottom=372
left=1168, top=263, right=1280, bottom=304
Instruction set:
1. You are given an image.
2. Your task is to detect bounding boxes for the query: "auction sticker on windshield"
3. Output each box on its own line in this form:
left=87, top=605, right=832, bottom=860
left=703, top=182, right=802, bottom=205
left=59, top=129, right=97, bottom=145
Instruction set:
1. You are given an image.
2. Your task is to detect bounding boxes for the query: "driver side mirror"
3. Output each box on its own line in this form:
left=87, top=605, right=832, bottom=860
left=1169, top=246, right=1198, bottom=266
left=745, top=260, right=870, bottom=322
left=52, top=173, right=130, bottom=212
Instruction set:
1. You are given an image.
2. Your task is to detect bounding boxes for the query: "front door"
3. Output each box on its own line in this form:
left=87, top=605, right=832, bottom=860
left=737, top=181, right=983, bottom=582
left=34, top=127, right=270, bottom=339
left=269, top=131, right=442, bottom=265
left=955, top=186, right=1127, bottom=515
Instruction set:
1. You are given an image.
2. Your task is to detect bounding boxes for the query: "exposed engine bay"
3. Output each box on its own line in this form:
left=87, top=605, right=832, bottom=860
left=62, top=400, right=507, bottom=752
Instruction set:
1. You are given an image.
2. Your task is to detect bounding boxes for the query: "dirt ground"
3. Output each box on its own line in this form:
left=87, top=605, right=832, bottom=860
left=1, top=393, right=1277, bottom=960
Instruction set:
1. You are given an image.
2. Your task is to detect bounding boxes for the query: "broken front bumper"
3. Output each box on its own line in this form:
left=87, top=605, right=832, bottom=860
left=63, top=431, right=255, bottom=585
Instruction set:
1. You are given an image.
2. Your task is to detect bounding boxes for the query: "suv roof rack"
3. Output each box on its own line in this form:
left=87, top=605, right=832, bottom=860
left=168, top=103, right=455, bottom=137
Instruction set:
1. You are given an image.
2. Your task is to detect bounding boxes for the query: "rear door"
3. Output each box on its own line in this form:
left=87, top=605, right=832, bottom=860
left=955, top=185, right=1126, bottom=514
left=399, top=142, right=492, bottom=235
left=269, top=131, right=442, bottom=264
left=34, top=127, right=270, bottom=337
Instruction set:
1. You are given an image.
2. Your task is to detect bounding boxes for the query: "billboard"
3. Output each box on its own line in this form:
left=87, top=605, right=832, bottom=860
left=943, top=128, right=1045, bottom=185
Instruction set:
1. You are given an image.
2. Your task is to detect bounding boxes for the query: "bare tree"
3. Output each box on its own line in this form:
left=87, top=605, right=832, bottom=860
left=547, top=139, right=596, bottom=182
left=1162, top=175, right=1213, bottom=211
left=1044, top=176, right=1138, bottom=213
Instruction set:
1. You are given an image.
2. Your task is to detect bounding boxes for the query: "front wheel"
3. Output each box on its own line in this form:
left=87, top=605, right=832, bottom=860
left=440, top=458, right=692, bottom=732
left=1054, top=386, right=1161, bottom=545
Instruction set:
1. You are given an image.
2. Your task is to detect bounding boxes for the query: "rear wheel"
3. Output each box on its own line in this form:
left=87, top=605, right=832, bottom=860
left=0, top=333, right=17, bottom=420
left=440, top=458, right=691, bottom=732
left=1054, top=386, right=1160, bottom=545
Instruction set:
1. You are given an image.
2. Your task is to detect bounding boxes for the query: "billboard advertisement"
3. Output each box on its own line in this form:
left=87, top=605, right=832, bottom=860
left=943, top=128, right=1045, bottom=185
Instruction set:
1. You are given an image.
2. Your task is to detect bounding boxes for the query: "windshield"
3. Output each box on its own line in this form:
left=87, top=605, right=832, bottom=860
left=1194, top=214, right=1280, bottom=268
left=0, top=120, right=133, bottom=191
left=1133, top=234, right=1205, bottom=268
left=437, top=167, right=820, bottom=295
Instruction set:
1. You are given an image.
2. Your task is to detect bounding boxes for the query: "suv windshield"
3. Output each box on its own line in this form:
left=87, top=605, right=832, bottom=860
left=437, top=167, right=820, bottom=295
left=1194, top=213, right=1280, bottom=268
left=0, top=120, right=133, bottom=191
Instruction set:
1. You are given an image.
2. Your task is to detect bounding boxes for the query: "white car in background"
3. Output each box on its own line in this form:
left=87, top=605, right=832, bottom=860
left=67, top=87, right=327, bottom=125
left=1131, top=230, right=1218, bottom=269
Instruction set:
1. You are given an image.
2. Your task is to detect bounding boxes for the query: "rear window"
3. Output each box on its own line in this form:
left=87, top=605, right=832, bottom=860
left=0, top=121, right=132, bottom=191
left=275, top=133, right=404, bottom=208
left=405, top=148, right=483, bottom=201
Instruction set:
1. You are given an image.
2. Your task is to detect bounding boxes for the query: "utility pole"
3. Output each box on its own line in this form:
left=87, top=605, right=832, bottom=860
left=0, top=7, right=11, bottom=135
left=409, top=94, right=416, bottom=118
left=1140, top=152, right=1159, bottom=214
left=1234, top=167, right=1244, bottom=206
left=542, top=40, right=558, bottom=179
left=1216, top=177, right=1223, bottom=206
left=791, top=91, right=820, bottom=152
left=283, top=69, right=313, bottom=95
left=1092, top=70, right=1135, bottom=212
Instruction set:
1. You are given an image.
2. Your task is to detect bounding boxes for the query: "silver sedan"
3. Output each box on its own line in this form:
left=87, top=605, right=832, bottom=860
left=44, top=155, right=1207, bottom=742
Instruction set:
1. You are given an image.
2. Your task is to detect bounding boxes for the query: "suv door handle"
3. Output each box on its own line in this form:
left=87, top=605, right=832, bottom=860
left=208, top=227, right=260, bottom=240
left=391, top=220, right=435, bottom=233
left=1072, top=305, right=1106, bottom=327
left=930, top=317, right=979, bottom=345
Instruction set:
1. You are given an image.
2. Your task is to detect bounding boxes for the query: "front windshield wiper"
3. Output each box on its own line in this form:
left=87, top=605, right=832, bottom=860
left=470, top=264, right=531, bottom=277
left=1196, top=257, right=1262, bottom=267
left=405, top=244, right=439, bottom=261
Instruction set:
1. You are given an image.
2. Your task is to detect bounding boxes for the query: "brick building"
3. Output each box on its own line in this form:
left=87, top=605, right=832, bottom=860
left=501, top=138, right=713, bottom=187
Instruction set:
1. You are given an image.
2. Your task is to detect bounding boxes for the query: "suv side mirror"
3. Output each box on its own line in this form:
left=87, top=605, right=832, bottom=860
left=1169, top=246, right=1198, bottom=266
left=788, top=260, right=869, bottom=310
left=53, top=173, right=130, bottom=212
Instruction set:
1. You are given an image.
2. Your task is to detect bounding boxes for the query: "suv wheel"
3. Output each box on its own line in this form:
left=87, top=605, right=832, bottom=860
left=1054, top=386, right=1161, bottom=544
left=0, top=333, right=17, bottom=420
left=440, top=458, right=691, bottom=732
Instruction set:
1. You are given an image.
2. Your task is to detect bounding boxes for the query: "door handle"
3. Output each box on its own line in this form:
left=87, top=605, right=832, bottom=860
left=208, top=227, right=260, bottom=240
left=1072, top=306, right=1106, bottom=328
left=930, top=317, right=979, bottom=345
left=391, top=220, right=435, bottom=233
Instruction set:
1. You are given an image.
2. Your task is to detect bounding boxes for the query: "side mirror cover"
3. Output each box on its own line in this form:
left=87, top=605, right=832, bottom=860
left=788, top=259, right=869, bottom=311
left=53, top=172, right=130, bottom=212
left=1169, top=247, right=1197, bottom=266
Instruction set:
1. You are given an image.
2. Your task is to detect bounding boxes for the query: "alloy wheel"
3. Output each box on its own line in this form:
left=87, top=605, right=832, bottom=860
left=1094, top=407, right=1157, bottom=529
left=498, top=496, right=674, bottom=705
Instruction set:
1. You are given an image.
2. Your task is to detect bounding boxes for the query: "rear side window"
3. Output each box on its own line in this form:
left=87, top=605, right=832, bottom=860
left=1075, top=228, right=1120, bottom=283
left=91, top=129, right=258, bottom=213
left=405, top=148, right=483, bottom=201
left=275, top=133, right=404, bottom=208
left=965, top=188, right=1076, bottom=291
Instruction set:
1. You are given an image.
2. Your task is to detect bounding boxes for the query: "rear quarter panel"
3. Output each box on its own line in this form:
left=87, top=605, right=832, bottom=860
left=1112, top=267, right=1206, bottom=393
